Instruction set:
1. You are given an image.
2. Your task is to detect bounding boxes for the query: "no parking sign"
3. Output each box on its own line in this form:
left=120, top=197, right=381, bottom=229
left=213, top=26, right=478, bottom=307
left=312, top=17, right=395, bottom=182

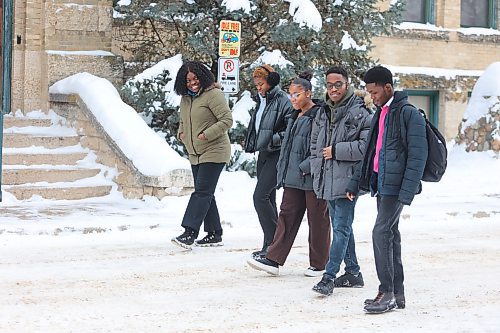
left=218, top=57, right=239, bottom=94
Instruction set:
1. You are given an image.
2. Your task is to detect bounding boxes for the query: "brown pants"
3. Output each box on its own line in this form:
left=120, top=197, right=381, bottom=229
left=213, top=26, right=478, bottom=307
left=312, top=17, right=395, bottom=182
left=266, top=187, right=331, bottom=269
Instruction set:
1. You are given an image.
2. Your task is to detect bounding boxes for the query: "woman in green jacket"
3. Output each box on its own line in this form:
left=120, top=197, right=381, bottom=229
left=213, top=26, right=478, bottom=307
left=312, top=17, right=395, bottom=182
left=171, top=61, right=233, bottom=250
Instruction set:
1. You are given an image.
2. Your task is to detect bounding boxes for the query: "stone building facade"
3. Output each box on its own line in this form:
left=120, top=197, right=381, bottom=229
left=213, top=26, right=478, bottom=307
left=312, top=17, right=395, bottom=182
left=373, top=0, right=500, bottom=139
left=5, top=0, right=122, bottom=113
left=3, top=0, right=500, bottom=141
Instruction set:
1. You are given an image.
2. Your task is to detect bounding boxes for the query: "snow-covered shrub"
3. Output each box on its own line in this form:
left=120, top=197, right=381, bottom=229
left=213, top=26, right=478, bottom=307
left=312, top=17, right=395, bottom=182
left=121, top=69, right=187, bottom=157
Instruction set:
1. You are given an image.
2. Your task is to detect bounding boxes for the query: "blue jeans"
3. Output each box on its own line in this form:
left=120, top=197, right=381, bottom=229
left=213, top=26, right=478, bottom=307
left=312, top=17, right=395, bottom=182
left=324, top=197, right=360, bottom=278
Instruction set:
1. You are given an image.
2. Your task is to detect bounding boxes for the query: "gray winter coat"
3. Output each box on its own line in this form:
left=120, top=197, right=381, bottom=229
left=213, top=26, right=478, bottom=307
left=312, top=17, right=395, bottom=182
left=277, top=105, right=320, bottom=191
left=310, top=92, right=372, bottom=200
left=244, top=86, right=294, bottom=153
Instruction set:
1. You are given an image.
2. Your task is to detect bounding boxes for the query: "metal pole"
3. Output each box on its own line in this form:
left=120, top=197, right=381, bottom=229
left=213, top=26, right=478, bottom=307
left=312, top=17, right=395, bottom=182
left=1, top=0, right=14, bottom=202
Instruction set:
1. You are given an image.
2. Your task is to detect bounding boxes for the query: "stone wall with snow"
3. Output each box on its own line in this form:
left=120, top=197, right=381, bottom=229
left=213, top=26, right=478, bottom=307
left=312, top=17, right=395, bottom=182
left=456, top=63, right=500, bottom=153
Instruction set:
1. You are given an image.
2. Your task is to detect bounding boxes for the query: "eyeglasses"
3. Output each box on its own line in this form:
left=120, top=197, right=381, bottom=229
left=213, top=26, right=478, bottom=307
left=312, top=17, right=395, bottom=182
left=326, top=81, right=346, bottom=90
left=290, top=92, right=304, bottom=99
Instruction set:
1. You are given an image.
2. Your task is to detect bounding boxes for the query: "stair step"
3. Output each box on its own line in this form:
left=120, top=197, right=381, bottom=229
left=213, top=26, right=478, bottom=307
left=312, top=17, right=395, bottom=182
left=2, top=134, right=81, bottom=148
left=2, top=153, right=88, bottom=166
left=3, top=117, right=53, bottom=128
left=2, top=168, right=101, bottom=185
left=4, top=185, right=113, bottom=200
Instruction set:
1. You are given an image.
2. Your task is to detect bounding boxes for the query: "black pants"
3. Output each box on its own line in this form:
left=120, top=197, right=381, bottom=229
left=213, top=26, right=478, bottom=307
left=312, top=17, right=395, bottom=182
left=181, top=162, right=225, bottom=236
left=373, top=195, right=405, bottom=294
left=253, top=150, right=279, bottom=248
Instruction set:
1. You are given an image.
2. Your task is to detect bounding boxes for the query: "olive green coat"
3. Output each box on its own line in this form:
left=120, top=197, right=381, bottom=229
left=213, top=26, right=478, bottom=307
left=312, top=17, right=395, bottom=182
left=177, top=86, right=233, bottom=165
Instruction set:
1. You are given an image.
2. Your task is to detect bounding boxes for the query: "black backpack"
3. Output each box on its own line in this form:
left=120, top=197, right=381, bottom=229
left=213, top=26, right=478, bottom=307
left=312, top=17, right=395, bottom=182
left=398, top=104, right=447, bottom=182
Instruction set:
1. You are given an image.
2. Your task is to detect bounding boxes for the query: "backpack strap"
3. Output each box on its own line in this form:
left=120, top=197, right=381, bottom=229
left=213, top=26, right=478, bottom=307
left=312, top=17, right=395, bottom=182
left=397, top=103, right=425, bottom=150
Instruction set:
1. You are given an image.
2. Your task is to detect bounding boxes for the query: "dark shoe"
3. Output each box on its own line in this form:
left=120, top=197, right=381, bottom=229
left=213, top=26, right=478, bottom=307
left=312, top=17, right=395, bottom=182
left=395, top=293, right=406, bottom=309
left=247, top=257, right=279, bottom=276
left=194, top=232, right=223, bottom=247
left=365, top=292, right=405, bottom=309
left=251, top=245, right=268, bottom=259
left=364, top=291, right=383, bottom=305
left=364, top=292, right=396, bottom=314
left=171, top=228, right=197, bottom=250
left=312, top=275, right=335, bottom=296
left=334, top=272, right=364, bottom=288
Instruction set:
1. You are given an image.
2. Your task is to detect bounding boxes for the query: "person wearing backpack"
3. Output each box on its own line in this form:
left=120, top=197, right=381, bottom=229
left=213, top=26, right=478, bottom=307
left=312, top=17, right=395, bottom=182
left=346, top=66, right=428, bottom=314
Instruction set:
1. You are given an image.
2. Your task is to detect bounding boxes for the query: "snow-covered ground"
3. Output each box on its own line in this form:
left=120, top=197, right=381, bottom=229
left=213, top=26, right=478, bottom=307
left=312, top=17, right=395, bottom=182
left=0, top=146, right=499, bottom=332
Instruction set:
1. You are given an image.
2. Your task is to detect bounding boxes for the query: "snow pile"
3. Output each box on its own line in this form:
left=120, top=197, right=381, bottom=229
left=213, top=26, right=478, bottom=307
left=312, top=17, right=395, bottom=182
left=341, top=31, right=367, bottom=51
left=457, top=62, right=500, bottom=152
left=222, top=0, right=253, bottom=14
left=252, top=50, right=294, bottom=69
left=126, top=54, right=183, bottom=108
left=231, top=91, right=254, bottom=128
left=285, top=0, right=323, bottom=32
left=49, top=72, right=190, bottom=176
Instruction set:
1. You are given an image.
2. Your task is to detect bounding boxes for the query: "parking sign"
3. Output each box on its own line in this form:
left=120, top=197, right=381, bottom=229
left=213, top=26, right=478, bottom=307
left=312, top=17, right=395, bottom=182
left=218, top=57, right=239, bottom=94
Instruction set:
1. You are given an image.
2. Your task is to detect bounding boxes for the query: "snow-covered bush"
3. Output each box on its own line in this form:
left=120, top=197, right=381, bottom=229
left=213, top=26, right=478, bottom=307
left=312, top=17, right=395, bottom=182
left=121, top=69, right=187, bottom=157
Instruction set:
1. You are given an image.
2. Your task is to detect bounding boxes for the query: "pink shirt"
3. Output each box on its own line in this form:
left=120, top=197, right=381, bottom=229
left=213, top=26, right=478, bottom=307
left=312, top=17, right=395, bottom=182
left=373, top=99, right=392, bottom=173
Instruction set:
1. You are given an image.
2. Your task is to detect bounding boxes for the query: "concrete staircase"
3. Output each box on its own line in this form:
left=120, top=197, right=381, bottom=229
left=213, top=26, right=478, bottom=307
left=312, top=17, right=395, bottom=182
left=2, top=111, right=115, bottom=200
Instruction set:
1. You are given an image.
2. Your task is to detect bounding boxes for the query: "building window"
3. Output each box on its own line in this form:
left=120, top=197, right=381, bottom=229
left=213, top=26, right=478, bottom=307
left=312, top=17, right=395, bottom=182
left=404, top=90, right=439, bottom=127
left=461, top=0, right=498, bottom=28
left=402, top=0, right=435, bottom=24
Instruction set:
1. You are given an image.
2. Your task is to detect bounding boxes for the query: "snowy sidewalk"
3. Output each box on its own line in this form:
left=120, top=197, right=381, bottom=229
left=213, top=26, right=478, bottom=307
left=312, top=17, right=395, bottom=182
left=0, top=148, right=499, bottom=332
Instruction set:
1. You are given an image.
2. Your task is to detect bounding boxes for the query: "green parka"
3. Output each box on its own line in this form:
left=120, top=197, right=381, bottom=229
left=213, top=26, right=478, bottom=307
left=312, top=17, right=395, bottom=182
left=177, top=86, right=233, bottom=165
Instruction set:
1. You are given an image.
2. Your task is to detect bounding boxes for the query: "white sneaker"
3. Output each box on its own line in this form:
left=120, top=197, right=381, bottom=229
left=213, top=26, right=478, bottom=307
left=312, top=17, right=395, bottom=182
left=304, top=267, right=325, bottom=277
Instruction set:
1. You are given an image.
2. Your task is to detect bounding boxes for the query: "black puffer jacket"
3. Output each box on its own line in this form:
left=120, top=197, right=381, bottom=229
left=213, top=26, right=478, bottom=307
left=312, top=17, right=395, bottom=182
left=276, top=104, right=320, bottom=191
left=244, top=86, right=294, bottom=153
left=346, top=91, right=428, bottom=205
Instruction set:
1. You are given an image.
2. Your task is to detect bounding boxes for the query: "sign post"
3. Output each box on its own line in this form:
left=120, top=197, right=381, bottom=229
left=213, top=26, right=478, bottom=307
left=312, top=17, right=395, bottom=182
left=218, top=20, right=241, bottom=99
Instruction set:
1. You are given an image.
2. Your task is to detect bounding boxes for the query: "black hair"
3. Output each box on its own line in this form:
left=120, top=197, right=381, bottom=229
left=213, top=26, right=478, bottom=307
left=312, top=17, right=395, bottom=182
left=174, top=60, right=215, bottom=95
left=291, top=70, right=313, bottom=91
left=325, top=66, right=349, bottom=81
left=363, top=66, right=393, bottom=86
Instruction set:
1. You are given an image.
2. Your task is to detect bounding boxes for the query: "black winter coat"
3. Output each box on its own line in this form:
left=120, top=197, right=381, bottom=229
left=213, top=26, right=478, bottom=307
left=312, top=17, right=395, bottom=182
left=244, top=86, right=294, bottom=153
left=346, top=91, right=428, bottom=205
left=276, top=105, right=320, bottom=191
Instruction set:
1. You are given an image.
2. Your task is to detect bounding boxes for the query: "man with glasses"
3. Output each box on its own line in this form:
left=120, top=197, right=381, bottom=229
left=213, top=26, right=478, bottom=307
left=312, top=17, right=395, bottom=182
left=310, top=66, right=372, bottom=296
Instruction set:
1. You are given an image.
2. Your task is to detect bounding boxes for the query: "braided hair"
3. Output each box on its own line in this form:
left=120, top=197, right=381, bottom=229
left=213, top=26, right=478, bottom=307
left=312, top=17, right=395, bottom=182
left=174, top=61, right=215, bottom=95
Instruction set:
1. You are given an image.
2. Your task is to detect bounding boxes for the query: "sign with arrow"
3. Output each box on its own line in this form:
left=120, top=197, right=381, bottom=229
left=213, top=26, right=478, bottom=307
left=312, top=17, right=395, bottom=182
left=218, top=57, right=239, bottom=94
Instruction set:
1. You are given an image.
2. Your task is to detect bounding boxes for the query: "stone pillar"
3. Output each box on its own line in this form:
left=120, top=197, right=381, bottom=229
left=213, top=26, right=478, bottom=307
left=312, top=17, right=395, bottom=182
left=11, top=0, right=121, bottom=114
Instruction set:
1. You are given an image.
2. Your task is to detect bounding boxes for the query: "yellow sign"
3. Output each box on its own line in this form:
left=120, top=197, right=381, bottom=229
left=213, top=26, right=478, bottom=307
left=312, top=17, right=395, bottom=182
left=219, top=20, right=241, bottom=58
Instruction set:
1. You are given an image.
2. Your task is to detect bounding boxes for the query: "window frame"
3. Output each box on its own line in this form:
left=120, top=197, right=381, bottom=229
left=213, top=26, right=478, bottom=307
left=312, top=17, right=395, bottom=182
left=404, top=90, right=439, bottom=127
left=460, top=0, right=498, bottom=29
left=402, top=0, right=435, bottom=24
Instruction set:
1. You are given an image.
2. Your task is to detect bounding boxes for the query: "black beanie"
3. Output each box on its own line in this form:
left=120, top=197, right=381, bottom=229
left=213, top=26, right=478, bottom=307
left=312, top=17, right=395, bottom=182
left=364, top=66, right=393, bottom=86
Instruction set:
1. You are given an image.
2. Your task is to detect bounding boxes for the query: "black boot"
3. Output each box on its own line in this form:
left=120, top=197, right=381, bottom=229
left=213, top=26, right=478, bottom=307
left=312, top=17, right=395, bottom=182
left=171, top=227, right=197, bottom=249
left=194, top=232, right=223, bottom=247
left=364, top=292, right=396, bottom=314
left=365, top=292, right=405, bottom=309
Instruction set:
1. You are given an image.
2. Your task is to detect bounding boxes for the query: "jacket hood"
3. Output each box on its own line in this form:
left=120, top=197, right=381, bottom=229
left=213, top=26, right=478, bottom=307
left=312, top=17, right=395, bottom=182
left=324, top=86, right=355, bottom=109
